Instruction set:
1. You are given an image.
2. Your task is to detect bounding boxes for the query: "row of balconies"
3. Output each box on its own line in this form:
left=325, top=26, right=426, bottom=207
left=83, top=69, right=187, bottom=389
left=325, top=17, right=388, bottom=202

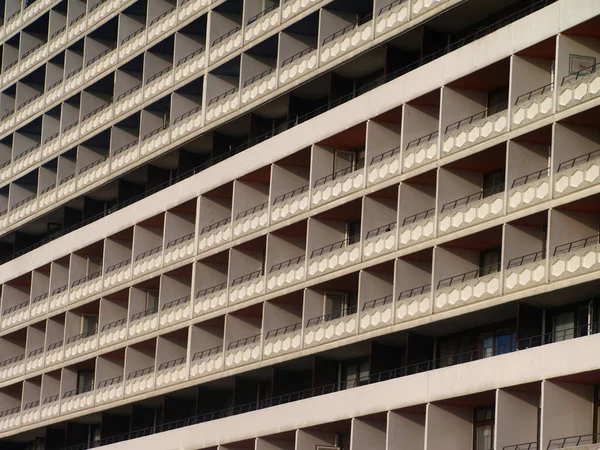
left=0, top=0, right=59, bottom=49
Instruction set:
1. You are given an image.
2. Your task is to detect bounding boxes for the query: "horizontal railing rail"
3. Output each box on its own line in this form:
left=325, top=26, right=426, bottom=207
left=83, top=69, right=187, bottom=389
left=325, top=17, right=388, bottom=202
left=116, top=84, right=142, bottom=102
left=379, top=0, right=407, bottom=14
left=200, top=217, right=231, bottom=234
left=105, top=259, right=130, bottom=274
left=40, top=183, right=56, bottom=194
left=208, top=86, right=238, bottom=106
left=66, top=328, right=97, bottom=344
left=3, top=300, right=29, bottom=315
left=22, top=41, right=45, bottom=60
left=142, top=122, right=170, bottom=141
left=311, top=236, right=359, bottom=258
left=243, top=67, right=276, bottom=87
left=17, top=91, right=43, bottom=110
left=146, top=66, right=172, bottom=85
left=81, top=102, right=111, bottom=123
left=314, top=165, right=356, bottom=187
left=515, top=82, right=553, bottom=105
left=437, top=263, right=501, bottom=289
left=158, top=357, right=185, bottom=371
left=0, top=354, right=24, bottom=368
left=44, top=131, right=60, bottom=144
left=561, top=61, right=599, bottom=86
left=507, top=250, right=546, bottom=269
left=71, top=270, right=101, bottom=288
left=11, top=194, right=36, bottom=209
left=63, top=121, right=79, bottom=133
left=362, top=295, right=393, bottom=311
left=173, top=105, right=202, bottom=124
left=51, top=27, right=66, bottom=40
left=398, top=284, right=431, bottom=300
left=273, top=185, right=309, bottom=204
left=307, top=305, right=357, bottom=327
left=13, top=143, right=40, bottom=161
left=265, top=323, right=302, bottom=339
left=135, top=245, right=162, bottom=261
left=406, top=131, right=438, bottom=150
left=196, top=282, right=227, bottom=298
left=554, top=234, right=600, bottom=256
left=322, top=13, right=372, bottom=45
left=100, top=318, right=126, bottom=332
left=511, top=168, right=550, bottom=188
left=445, top=101, right=508, bottom=133
left=548, top=432, right=600, bottom=449
left=441, top=184, right=505, bottom=213
left=97, top=375, right=123, bottom=389
left=32, top=292, right=48, bottom=304
left=281, top=45, right=316, bottom=67
left=231, top=269, right=263, bottom=286
left=370, top=146, right=401, bottom=164
left=28, top=347, right=44, bottom=357
left=247, top=3, right=278, bottom=24
left=47, top=340, right=63, bottom=351
left=62, top=384, right=94, bottom=399
left=236, top=202, right=267, bottom=220
left=192, top=345, right=223, bottom=360
left=113, top=139, right=139, bottom=156
left=162, top=295, right=190, bottom=311
left=130, top=307, right=158, bottom=322
left=366, top=222, right=396, bottom=239
left=90, top=0, right=110, bottom=13
left=23, top=400, right=40, bottom=411
left=127, top=366, right=154, bottom=380
left=212, top=25, right=242, bottom=46
left=166, top=232, right=194, bottom=248
left=502, top=442, right=538, bottom=450
left=149, top=6, right=175, bottom=27
left=43, top=394, right=59, bottom=404
left=121, top=26, right=145, bottom=45
left=51, top=285, right=67, bottom=296
left=0, top=406, right=20, bottom=418
left=228, top=334, right=261, bottom=350
left=48, top=78, right=63, bottom=91
left=87, top=46, right=115, bottom=67
left=402, top=208, right=436, bottom=226
left=0, top=159, right=10, bottom=169
left=177, top=47, right=205, bottom=66
left=66, top=66, right=82, bottom=80
left=78, top=156, right=108, bottom=174
left=269, top=255, right=305, bottom=273
left=556, top=148, right=600, bottom=172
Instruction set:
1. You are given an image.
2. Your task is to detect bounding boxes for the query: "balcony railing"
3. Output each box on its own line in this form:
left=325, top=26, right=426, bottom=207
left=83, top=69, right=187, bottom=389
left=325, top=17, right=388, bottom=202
left=113, top=139, right=139, bottom=156
left=231, top=269, right=263, bottom=286
left=366, top=222, right=396, bottom=239
left=0, top=406, right=20, bottom=418
left=265, top=323, right=301, bottom=339
left=40, top=184, right=56, bottom=195
left=87, top=46, right=115, bottom=66
left=13, top=144, right=40, bottom=163
left=166, top=232, right=194, bottom=248
left=100, top=318, right=126, bottom=332
left=157, top=356, right=185, bottom=371
left=515, top=83, right=553, bottom=105
left=196, top=282, right=226, bottom=298
left=228, top=334, right=261, bottom=350
left=310, top=236, right=359, bottom=258
left=208, top=86, right=238, bottom=106
left=47, top=340, right=63, bottom=351
left=0, top=354, right=24, bottom=368
left=43, top=394, right=59, bottom=404
left=121, top=26, right=145, bottom=45
left=506, top=250, right=546, bottom=269
left=11, top=194, right=36, bottom=210
left=402, top=208, right=435, bottom=226
left=441, top=184, right=505, bottom=213
left=62, top=384, right=94, bottom=399
left=406, top=131, right=438, bottom=150
left=437, top=263, right=501, bottom=289
left=397, top=284, right=431, bottom=300
left=17, top=92, right=43, bottom=110
left=247, top=3, right=278, bottom=25
left=236, top=202, right=267, bottom=220
left=97, top=375, right=123, bottom=389
left=135, top=245, right=162, bottom=261
left=212, top=25, right=242, bottom=46
left=71, top=270, right=101, bottom=288
left=81, top=102, right=111, bottom=123
left=554, top=234, right=600, bottom=256
left=306, top=305, right=357, bottom=327
left=146, top=66, right=172, bottom=84
left=28, top=347, right=44, bottom=357
left=561, top=61, right=599, bottom=86
left=162, top=295, right=190, bottom=311
left=200, top=217, right=231, bottom=234
left=22, top=42, right=45, bottom=60
left=362, top=295, right=393, bottom=311
left=149, top=6, right=175, bottom=27
left=548, top=433, right=600, bottom=449
left=281, top=46, right=316, bottom=67
left=116, top=84, right=142, bottom=102
left=3, top=300, right=29, bottom=315
left=511, top=168, right=549, bottom=188
left=502, top=442, right=538, bottom=450
left=127, top=366, right=154, bottom=380
left=192, top=345, right=223, bottom=360
left=379, top=0, right=407, bottom=14
left=23, top=400, right=40, bottom=411
left=269, top=255, right=305, bottom=273
left=131, top=307, right=158, bottom=322
left=370, top=146, right=401, bottom=164
left=51, top=284, right=67, bottom=296
left=173, top=105, right=202, bottom=124
left=177, top=47, right=205, bottom=66
left=32, top=292, right=48, bottom=304
left=143, top=123, right=170, bottom=141
left=78, top=156, right=107, bottom=174
left=314, top=165, right=357, bottom=187
left=322, top=13, right=372, bottom=45
left=66, top=328, right=97, bottom=344
left=445, top=101, right=508, bottom=133
left=243, top=67, right=276, bottom=87
left=105, top=259, right=131, bottom=274
left=273, top=185, right=309, bottom=204
left=557, top=148, right=600, bottom=172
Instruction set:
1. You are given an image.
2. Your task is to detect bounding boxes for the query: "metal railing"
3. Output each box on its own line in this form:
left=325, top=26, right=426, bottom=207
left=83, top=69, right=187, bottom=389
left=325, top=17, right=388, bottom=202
left=177, top=47, right=205, bottom=66
left=362, top=295, right=393, bottom=311
left=0, top=406, right=20, bottom=418
left=66, top=328, right=97, bottom=344
left=81, top=102, right=111, bottom=123
left=127, top=366, right=154, bottom=380
left=370, top=146, right=401, bottom=164
left=62, top=384, right=94, bottom=399
left=402, top=208, right=435, bottom=226
left=311, top=236, right=359, bottom=258
left=135, top=245, right=162, bottom=261
left=51, top=26, right=67, bottom=39
left=48, top=78, right=63, bottom=91
left=101, top=318, right=126, bottom=332
left=97, top=375, right=123, bottom=389
left=116, top=84, right=142, bottom=102
left=515, top=83, right=553, bottom=105
left=71, top=270, right=101, bottom=288
left=3, top=300, right=29, bottom=315
left=196, top=282, right=227, bottom=298
left=265, top=323, right=301, bottom=339
left=113, top=139, right=138, bottom=157
left=43, top=394, right=59, bottom=404
left=166, top=232, right=194, bottom=248
left=236, top=202, right=267, bottom=220
left=142, top=122, right=170, bottom=141
left=406, top=131, right=438, bottom=150
left=130, top=307, right=158, bottom=322
left=192, top=345, right=223, bottom=360
left=0, top=354, right=24, bottom=368
left=63, top=121, right=79, bottom=133
left=269, top=255, right=305, bottom=273
left=379, top=0, right=407, bottom=14
left=397, top=284, right=431, bottom=300
left=231, top=269, right=263, bottom=286
left=87, top=46, right=115, bottom=67
left=273, top=185, right=309, bottom=204
left=157, top=357, right=185, bottom=371
left=44, top=131, right=60, bottom=144
left=78, top=156, right=107, bottom=174
left=40, top=183, right=56, bottom=195
left=548, top=433, right=600, bottom=449
left=121, top=26, right=145, bottom=45
left=441, top=184, right=505, bottom=213
left=66, top=66, right=82, bottom=81
left=366, top=222, right=396, bottom=239
left=200, top=217, right=231, bottom=234
left=228, top=334, right=261, bottom=350
left=507, top=250, right=546, bottom=269
left=322, top=13, right=372, bottom=45
left=173, top=105, right=202, bottom=124
left=445, top=101, right=508, bottom=133
left=59, top=173, right=76, bottom=185
left=556, top=148, right=600, bottom=172
left=28, top=347, right=44, bottom=357
left=105, top=259, right=130, bottom=274
left=90, top=0, right=110, bottom=13
left=22, top=42, right=45, bottom=60
left=149, top=6, right=175, bottom=27
left=511, top=168, right=549, bottom=188
left=162, top=295, right=190, bottom=311
left=553, top=234, right=600, bottom=256
left=51, top=285, right=67, bottom=296
left=212, top=25, right=242, bottom=46
left=17, top=92, right=43, bottom=110
left=11, top=194, right=36, bottom=210
left=13, top=143, right=40, bottom=161
left=0, top=159, right=10, bottom=169
left=243, top=67, right=276, bottom=88
left=502, top=442, right=538, bottom=450
left=307, top=305, right=357, bottom=327
left=247, top=3, right=278, bottom=25
left=32, top=292, right=48, bottom=304
left=208, top=86, right=238, bottom=106
left=437, top=263, right=501, bottom=289
left=314, top=165, right=356, bottom=187
left=47, top=340, right=63, bottom=351
left=561, top=61, right=599, bottom=86
left=146, top=66, right=172, bottom=85
left=23, top=400, right=40, bottom=411
left=281, top=45, right=316, bottom=67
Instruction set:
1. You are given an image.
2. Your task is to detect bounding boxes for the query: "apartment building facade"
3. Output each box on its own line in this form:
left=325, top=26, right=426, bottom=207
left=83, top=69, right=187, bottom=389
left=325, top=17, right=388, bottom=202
left=0, top=0, right=599, bottom=449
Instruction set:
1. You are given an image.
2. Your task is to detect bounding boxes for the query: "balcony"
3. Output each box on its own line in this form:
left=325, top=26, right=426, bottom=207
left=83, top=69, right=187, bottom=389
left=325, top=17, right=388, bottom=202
left=159, top=295, right=192, bottom=328
left=267, top=255, right=306, bottom=292
left=60, top=384, right=94, bottom=415
left=312, top=166, right=365, bottom=207
left=140, top=124, right=171, bottom=159
left=403, top=132, right=438, bottom=172
left=320, top=14, right=373, bottom=66
left=4, top=11, right=22, bottom=35
left=49, top=285, right=68, bottom=311
left=194, top=283, right=228, bottom=316
left=115, top=84, right=143, bottom=117
left=363, top=222, right=397, bottom=260
left=359, top=295, right=393, bottom=333
left=63, top=68, right=84, bottom=98
left=119, top=27, right=146, bottom=59
left=125, top=366, right=155, bottom=397
left=95, top=375, right=124, bottom=406
left=49, top=26, right=68, bottom=53
left=442, top=102, right=508, bottom=156
left=396, top=284, right=432, bottom=323
left=270, top=185, right=309, bottom=223
left=0, top=406, right=21, bottom=433
left=80, top=102, right=114, bottom=139
left=555, top=149, right=600, bottom=197
left=147, top=7, right=177, bottom=42
left=241, top=67, right=278, bottom=106
left=77, top=156, right=110, bottom=190
left=12, top=143, right=42, bottom=175
left=190, top=346, right=223, bottom=379
left=229, top=269, right=265, bottom=305
left=179, top=0, right=213, bottom=22
left=367, top=146, right=401, bottom=185
left=504, top=251, right=546, bottom=293
left=64, top=329, right=98, bottom=360
left=21, top=42, right=49, bottom=73
left=99, top=318, right=127, bottom=347
left=375, top=0, right=409, bottom=36
left=263, top=323, right=302, bottom=359
left=209, top=26, right=243, bottom=64
left=40, top=395, right=59, bottom=421
left=26, top=347, right=45, bottom=372
left=439, top=185, right=505, bottom=235
left=304, top=306, right=358, bottom=348
left=164, top=233, right=196, bottom=266
left=30, top=292, right=49, bottom=318
left=0, top=159, right=11, bottom=182
left=68, top=13, right=87, bottom=41
left=233, top=202, right=269, bottom=238
left=0, top=355, right=25, bottom=380
left=198, top=218, right=232, bottom=251
left=551, top=235, right=600, bottom=281
left=45, top=341, right=64, bottom=367
left=282, top=0, right=320, bottom=22
left=8, top=194, right=38, bottom=226
left=1, top=300, right=30, bottom=329
left=86, top=45, right=117, bottom=80
left=42, top=130, right=61, bottom=159
left=513, top=83, right=554, bottom=128
left=132, top=245, right=163, bottom=278
left=144, top=67, right=174, bottom=102
left=398, top=208, right=436, bottom=247
left=128, top=307, right=159, bottom=338
left=308, top=237, right=362, bottom=277
left=16, top=92, right=45, bottom=123
left=69, top=271, right=103, bottom=303
left=111, top=139, right=140, bottom=171
left=224, top=334, right=262, bottom=369
left=155, top=357, right=188, bottom=389
left=89, top=0, right=125, bottom=27
left=205, top=87, right=240, bottom=123
left=172, top=105, right=204, bottom=142
left=245, top=4, right=280, bottom=44
left=279, top=46, right=318, bottom=86
left=508, top=168, right=551, bottom=211
left=38, top=183, right=57, bottom=211
left=21, top=400, right=40, bottom=425
left=435, top=264, right=502, bottom=312
left=104, top=259, right=132, bottom=289
left=559, top=61, right=600, bottom=110
left=3, top=60, right=20, bottom=84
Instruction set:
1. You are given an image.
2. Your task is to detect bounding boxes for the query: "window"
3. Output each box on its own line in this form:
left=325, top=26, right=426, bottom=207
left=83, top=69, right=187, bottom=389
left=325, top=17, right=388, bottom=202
left=77, top=369, right=95, bottom=393
left=146, top=289, right=159, bottom=312
left=341, top=358, right=369, bottom=389
left=480, top=330, right=516, bottom=358
left=81, top=315, right=98, bottom=334
left=552, top=305, right=588, bottom=342
left=482, top=168, right=505, bottom=197
left=439, top=336, right=471, bottom=367
left=474, top=408, right=494, bottom=450
left=324, top=291, right=358, bottom=319
left=479, top=247, right=501, bottom=276
left=346, top=220, right=361, bottom=245
left=333, top=149, right=365, bottom=173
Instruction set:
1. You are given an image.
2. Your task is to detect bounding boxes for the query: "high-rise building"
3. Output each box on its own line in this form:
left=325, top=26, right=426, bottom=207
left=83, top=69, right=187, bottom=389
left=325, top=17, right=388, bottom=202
left=0, top=0, right=598, bottom=449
